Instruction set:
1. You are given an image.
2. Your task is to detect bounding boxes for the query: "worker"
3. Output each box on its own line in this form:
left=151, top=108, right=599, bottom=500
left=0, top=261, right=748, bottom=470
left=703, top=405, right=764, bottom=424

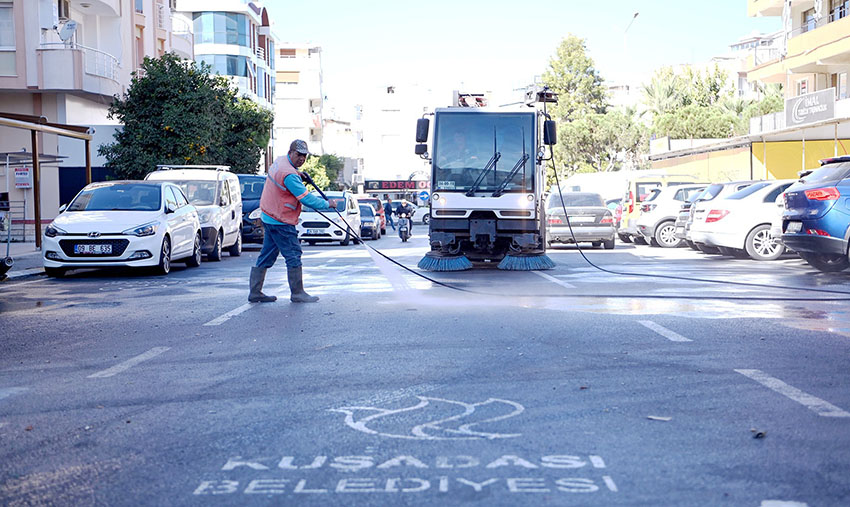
left=249, top=139, right=329, bottom=303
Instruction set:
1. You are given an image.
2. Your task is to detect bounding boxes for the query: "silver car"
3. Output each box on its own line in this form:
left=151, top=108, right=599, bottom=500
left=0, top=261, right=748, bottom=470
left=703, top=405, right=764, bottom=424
left=546, top=192, right=616, bottom=249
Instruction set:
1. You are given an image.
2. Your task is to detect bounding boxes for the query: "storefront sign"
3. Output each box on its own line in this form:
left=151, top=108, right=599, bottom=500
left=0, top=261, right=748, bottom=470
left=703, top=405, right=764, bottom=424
left=786, top=88, right=835, bottom=127
left=14, top=168, right=32, bottom=189
left=365, top=180, right=430, bottom=191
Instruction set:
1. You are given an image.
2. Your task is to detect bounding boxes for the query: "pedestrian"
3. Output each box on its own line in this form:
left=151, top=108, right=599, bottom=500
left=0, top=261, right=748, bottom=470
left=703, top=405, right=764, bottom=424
left=383, top=195, right=395, bottom=231
left=249, top=139, right=330, bottom=303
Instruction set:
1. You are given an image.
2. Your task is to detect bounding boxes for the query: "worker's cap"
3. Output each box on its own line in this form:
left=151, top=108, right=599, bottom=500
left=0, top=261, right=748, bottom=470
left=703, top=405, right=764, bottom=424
left=290, top=139, right=311, bottom=155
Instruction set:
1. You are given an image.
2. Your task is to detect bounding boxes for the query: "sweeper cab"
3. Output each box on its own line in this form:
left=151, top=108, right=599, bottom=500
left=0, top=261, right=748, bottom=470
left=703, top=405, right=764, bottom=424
left=414, top=89, right=558, bottom=271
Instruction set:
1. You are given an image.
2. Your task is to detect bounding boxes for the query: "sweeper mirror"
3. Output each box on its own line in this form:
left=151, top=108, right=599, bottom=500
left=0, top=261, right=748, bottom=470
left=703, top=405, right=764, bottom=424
left=416, top=118, right=430, bottom=143
left=415, top=144, right=428, bottom=155
left=543, top=120, right=557, bottom=146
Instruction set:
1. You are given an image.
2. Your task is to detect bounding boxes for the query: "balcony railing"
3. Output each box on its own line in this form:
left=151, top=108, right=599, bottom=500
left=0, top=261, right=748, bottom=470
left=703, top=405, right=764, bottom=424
left=788, top=10, right=849, bottom=39
left=171, top=16, right=192, bottom=36
left=156, top=4, right=170, bottom=30
left=39, top=43, right=120, bottom=82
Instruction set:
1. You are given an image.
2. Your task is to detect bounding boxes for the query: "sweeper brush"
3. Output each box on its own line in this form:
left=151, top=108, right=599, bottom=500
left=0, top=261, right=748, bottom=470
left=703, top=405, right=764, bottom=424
left=418, top=252, right=473, bottom=271
left=497, top=253, right=556, bottom=271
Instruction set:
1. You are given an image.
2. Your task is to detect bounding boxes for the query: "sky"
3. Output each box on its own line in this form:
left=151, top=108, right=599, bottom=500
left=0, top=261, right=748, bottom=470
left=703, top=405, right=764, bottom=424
left=261, top=0, right=781, bottom=110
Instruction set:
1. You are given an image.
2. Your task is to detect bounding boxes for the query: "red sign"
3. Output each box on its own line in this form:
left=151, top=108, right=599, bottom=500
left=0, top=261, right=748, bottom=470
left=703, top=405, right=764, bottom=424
left=365, top=180, right=430, bottom=191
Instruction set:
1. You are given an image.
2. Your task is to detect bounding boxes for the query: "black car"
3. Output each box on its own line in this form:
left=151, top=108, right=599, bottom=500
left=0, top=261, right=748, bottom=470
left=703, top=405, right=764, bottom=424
left=238, top=174, right=266, bottom=243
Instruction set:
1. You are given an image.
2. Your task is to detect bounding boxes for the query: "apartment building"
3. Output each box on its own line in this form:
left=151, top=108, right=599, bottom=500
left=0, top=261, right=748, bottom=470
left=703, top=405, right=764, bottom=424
left=274, top=43, right=323, bottom=156
left=0, top=0, right=193, bottom=229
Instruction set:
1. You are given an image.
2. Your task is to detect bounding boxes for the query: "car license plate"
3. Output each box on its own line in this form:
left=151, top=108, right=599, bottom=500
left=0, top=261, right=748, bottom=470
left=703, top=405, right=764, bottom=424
left=567, top=216, right=594, bottom=223
left=786, top=221, right=802, bottom=233
left=75, top=243, right=111, bottom=254
left=306, top=229, right=323, bottom=235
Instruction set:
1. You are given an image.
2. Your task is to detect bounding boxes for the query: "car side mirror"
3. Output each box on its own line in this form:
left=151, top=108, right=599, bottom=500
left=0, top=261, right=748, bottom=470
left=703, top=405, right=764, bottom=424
left=543, top=120, right=557, bottom=146
left=415, top=144, right=428, bottom=155
left=165, top=203, right=177, bottom=214
left=58, top=203, right=67, bottom=213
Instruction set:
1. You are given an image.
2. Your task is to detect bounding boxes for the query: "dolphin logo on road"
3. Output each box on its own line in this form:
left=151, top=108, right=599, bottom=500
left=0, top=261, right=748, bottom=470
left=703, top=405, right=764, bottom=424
left=329, top=396, right=524, bottom=440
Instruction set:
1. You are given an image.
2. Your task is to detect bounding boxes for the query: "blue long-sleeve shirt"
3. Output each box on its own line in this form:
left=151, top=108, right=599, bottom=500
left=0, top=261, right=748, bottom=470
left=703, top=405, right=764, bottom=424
left=261, top=173, right=329, bottom=225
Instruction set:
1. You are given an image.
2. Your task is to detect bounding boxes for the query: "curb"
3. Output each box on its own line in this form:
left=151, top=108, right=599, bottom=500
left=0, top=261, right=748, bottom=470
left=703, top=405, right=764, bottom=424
left=2, top=268, right=46, bottom=281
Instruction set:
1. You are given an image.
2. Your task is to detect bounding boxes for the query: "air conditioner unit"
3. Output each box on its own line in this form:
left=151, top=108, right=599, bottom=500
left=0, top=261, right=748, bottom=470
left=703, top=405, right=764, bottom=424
left=58, top=0, right=71, bottom=21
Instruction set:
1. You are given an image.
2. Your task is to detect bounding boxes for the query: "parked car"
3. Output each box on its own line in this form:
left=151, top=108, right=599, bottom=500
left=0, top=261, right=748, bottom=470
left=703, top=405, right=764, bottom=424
left=356, top=195, right=387, bottom=234
left=781, top=156, right=850, bottom=272
left=237, top=174, right=265, bottom=244
left=674, top=187, right=711, bottom=249
left=636, top=184, right=707, bottom=248
left=359, top=204, right=381, bottom=240
left=687, top=180, right=759, bottom=253
left=618, top=173, right=698, bottom=244
left=689, top=179, right=794, bottom=261
left=297, top=191, right=362, bottom=245
left=546, top=192, right=616, bottom=249
left=43, top=181, right=202, bottom=277
left=145, top=166, right=242, bottom=260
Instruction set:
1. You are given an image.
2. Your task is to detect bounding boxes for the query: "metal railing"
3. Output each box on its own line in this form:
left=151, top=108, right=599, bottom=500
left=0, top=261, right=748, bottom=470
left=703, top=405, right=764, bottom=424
left=0, top=201, right=27, bottom=242
left=788, top=11, right=849, bottom=40
left=39, top=42, right=120, bottom=82
left=171, top=15, right=192, bottom=36
left=156, top=3, right=170, bottom=30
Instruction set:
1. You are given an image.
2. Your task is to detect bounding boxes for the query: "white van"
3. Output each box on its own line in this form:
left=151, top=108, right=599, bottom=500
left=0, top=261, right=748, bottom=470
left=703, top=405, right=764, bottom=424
left=145, top=165, right=242, bottom=260
left=297, top=191, right=362, bottom=246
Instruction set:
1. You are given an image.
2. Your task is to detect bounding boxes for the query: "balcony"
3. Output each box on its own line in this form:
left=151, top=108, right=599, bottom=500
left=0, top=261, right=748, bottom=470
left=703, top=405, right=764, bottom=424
left=170, top=16, right=193, bottom=59
left=36, top=43, right=120, bottom=98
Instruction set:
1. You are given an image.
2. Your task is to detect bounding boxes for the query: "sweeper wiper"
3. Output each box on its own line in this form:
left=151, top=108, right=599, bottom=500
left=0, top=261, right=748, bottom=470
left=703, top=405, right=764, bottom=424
left=414, top=89, right=559, bottom=271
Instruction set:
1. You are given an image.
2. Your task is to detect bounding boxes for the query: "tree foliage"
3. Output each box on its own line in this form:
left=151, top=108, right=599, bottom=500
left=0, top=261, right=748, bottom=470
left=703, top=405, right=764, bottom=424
left=301, top=157, right=331, bottom=191
left=542, top=35, right=607, bottom=121
left=99, top=53, right=273, bottom=179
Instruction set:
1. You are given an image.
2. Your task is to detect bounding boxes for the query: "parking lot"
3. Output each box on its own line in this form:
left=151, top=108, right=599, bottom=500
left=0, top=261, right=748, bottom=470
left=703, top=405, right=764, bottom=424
left=2, top=235, right=850, bottom=505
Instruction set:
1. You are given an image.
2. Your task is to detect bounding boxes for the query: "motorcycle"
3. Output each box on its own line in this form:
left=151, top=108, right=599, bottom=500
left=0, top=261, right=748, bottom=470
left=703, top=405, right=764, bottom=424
left=397, top=212, right=411, bottom=242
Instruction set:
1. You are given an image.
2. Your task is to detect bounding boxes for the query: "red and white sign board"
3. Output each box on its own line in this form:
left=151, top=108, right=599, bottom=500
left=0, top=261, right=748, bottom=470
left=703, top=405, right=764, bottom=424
left=15, top=168, right=32, bottom=189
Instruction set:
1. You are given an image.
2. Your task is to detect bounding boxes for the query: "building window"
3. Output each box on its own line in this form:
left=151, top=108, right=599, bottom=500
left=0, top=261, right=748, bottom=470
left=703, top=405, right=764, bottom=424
left=135, top=25, right=144, bottom=69
left=192, top=12, right=249, bottom=47
left=833, top=72, right=848, bottom=100
left=135, top=0, right=144, bottom=14
left=802, top=8, right=816, bottom=32
left=279, top=48, right=296, bottom=58
left=0, top=2, right=14, bottom=76
left=831, top=0, right=849, bottom=21
left=196, top=54, right=250, bottom=78
left=797, top=78, right=809, bottom=96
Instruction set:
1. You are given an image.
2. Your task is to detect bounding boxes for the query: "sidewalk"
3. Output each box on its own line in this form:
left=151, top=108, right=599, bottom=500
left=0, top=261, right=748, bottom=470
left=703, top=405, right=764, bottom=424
left=1, top=241, right=46, bottom=281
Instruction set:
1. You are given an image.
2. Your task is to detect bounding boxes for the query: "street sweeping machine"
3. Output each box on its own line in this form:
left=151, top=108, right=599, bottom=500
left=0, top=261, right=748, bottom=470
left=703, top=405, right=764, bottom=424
left=414, top=90, right=558, bottom=271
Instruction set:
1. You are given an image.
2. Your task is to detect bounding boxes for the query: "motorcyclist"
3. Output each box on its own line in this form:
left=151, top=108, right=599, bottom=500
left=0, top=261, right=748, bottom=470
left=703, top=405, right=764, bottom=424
left=396, top=199, right=415, bottom=236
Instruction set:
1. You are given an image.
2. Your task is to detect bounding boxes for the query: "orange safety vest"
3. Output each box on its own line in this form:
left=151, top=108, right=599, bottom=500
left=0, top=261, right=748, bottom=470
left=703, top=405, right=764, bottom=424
left=259, top=156, right=309, bottom=225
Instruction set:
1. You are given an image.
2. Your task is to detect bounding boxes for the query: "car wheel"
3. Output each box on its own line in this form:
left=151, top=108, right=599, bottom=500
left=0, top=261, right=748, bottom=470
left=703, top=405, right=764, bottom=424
left=633, top=236, right=648, bottom=246
left=185, top=233, right=202, bottom=267
left=423, top=214, right=430, bottom=225
left=209, top=231, right=223, bottom=261
left=654, top=221, right=682, bottom=248
left=381, top=228, right=386, bottom=235
left=799, top=252, right=850, bottom=272
left=44, top=267, right=66, bottom=278
left=618, top=233, right=632, bottom=243
left=745, top=224, right=784, bottom=261
left=228, top=229, right=242, bottom=256
left=591, top=241, right=602, bottom=248
left=341, top=232, right=350, bottom=246
left=156, top=236, right=171, bottom=275
left=603, top=238, right=615, bottom=250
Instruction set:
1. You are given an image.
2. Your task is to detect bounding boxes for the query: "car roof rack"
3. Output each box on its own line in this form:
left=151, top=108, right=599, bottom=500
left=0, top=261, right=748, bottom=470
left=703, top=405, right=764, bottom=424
left=155, top=164, right=231, bottom=171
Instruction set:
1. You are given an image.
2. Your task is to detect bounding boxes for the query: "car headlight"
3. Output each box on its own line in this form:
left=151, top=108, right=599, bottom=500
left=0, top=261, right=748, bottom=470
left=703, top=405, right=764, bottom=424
left=198, top=209, right=216, bottom=224
left=44, top=224, right=67, bottom=238
left=248, top=208, right=262, bottom=220
left=123, top=222, right=158, bottom=237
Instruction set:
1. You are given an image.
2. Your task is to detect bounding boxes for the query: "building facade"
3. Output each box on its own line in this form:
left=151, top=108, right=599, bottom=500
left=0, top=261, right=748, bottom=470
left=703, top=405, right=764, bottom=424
left=0, top=0, right=193, bottom=229
left=274, top=43, right=322, bottom=155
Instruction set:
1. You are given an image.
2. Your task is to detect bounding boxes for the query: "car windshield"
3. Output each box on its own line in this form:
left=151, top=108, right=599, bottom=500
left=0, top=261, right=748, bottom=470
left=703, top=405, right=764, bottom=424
left=68, top=184, right=161, bottom=212
left=433, top=111, right=535, bottom=193
left=359, top=205, right=374, bottom=216
left=172, top=181, right=218, bottom=206
left=548, top=193, right=604, bottom=208
left=239, top=176, right=265, bottom=200
left=727, top=181, right=771, bottom=200
left=361, top=200, right=381, bottom=212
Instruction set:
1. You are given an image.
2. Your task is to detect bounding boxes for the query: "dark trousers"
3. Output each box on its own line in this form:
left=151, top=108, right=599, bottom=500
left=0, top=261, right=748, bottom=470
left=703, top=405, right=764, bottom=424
left=256, top=222, right=302, bottom=269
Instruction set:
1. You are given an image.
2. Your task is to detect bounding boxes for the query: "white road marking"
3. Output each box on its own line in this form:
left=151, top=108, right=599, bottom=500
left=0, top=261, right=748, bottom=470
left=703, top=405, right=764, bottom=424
left=0, top=387, right=27, bottom=400
left=533, top=271, right=576, bottom=289
left=204, top=284, right=287, bottom=326
left=638, top=320, right=692, bottom=342
left=761, top=501, right=808, bottom=507
left=603, top=475, right=618, bottom=492
left=589, top=455, right=606, bottom=468
left=736, top=369, right=850, bottom=418
left=88, top=347, right=171, bottom=378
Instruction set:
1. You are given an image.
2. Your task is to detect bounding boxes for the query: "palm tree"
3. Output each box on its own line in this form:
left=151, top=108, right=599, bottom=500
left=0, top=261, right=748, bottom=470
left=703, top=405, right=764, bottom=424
left=641, top=68, right=684, bottom=117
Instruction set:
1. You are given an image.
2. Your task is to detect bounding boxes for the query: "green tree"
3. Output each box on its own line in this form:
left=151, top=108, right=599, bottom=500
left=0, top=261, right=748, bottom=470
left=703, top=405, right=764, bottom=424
left=301, top=157, right=331, bottom=191
left=317, top=154, right=345, bottom=189
left=653, top=104, right=739, bottom=139
left=641, top=67, right=685, bottom=117
left=542, top=35, right=607, bottom=121
left=99, top=52, right=273, bottom=179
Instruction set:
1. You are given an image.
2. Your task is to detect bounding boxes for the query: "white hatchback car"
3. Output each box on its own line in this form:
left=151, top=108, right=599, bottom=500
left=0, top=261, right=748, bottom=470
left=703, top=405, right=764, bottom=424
left=636, top=184, right=707, bottom=248
left=42, top=181, right=202, bottom=277
left=689, top=179, right=794, bottom=261
left=297, top=191, right=362, bottom=245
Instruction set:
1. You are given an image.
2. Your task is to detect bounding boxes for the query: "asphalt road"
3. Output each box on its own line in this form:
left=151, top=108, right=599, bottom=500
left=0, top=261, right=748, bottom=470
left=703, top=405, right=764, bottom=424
left=1, top=234, right=849, bottom=506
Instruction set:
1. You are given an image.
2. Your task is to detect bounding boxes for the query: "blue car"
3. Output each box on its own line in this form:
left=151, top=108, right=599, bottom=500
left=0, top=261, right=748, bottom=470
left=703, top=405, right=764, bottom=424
left=781, top=156, right=850, bottom=272
left=237, top=174, right=266, bottom=244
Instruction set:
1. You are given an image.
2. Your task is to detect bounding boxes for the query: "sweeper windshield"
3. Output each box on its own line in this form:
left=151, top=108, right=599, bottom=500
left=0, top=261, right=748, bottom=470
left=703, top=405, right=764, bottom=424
left=433, top=112, right=535, bottom=194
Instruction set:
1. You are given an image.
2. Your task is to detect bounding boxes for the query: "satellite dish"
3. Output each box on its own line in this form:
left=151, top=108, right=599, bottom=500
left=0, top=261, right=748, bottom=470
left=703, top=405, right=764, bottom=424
left=57, top=20, right=77, bottom=42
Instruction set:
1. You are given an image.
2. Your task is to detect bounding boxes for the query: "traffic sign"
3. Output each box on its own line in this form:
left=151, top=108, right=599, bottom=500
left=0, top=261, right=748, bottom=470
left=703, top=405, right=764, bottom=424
left=418, top=191, right=430, bottom=201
